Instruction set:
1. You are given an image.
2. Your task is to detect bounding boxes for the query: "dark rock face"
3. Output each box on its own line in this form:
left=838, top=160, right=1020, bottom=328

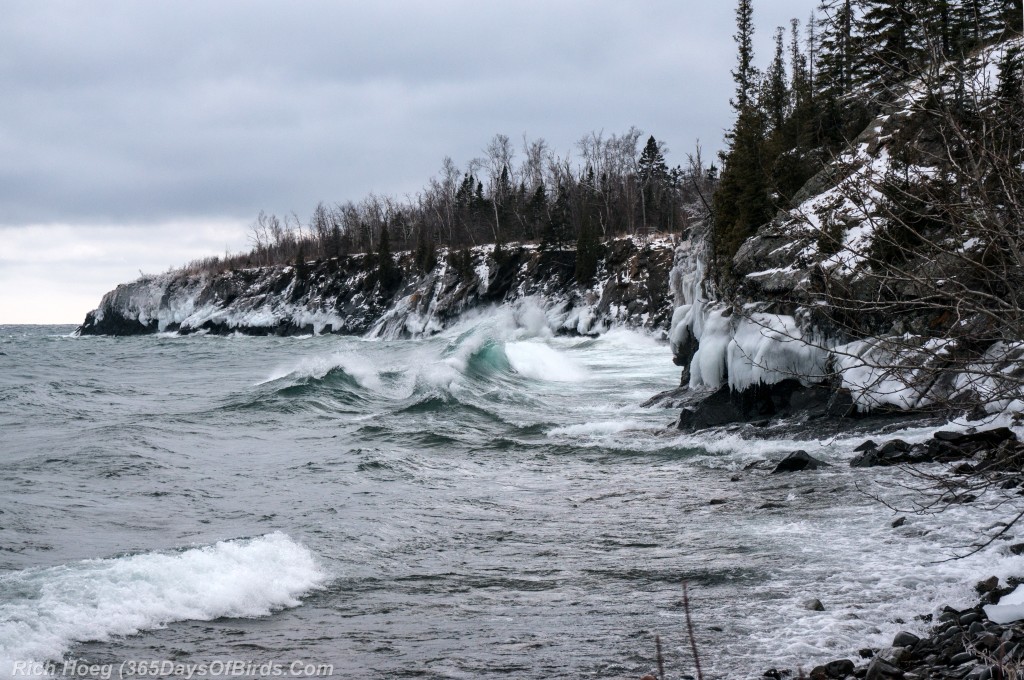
left=79, top=239, right=676, bottom=337
left=675, top=380, right=856, bottom=430
left=80, top=308, right=157, bottom=336
left=771, top=450, right=831, bottom=474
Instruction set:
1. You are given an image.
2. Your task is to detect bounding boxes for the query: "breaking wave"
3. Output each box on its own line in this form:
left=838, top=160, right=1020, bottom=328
left=0, top=533, right=326, bottom=673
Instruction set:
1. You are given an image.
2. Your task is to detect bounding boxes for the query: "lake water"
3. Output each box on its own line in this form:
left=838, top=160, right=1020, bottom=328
left=0, top=310, right=1013, bottom=678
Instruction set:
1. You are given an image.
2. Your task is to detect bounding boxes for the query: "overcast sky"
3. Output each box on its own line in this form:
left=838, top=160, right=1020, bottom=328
left=0, top=0, right=811, bottom=324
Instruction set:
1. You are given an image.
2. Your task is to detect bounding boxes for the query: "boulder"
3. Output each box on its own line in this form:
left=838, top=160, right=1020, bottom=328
left=772, top=451, right=831, bottom=474
left=825, top=659, right=855, bottom=678
left=803, top=598, right=826, bottom=611
left=934, top=428, right=1016, bottom=447
left=892, top=631, right=920, bottom=648
left=865, top=658, right=904, bottom=680
left=851, top=449, right=882, bottom=467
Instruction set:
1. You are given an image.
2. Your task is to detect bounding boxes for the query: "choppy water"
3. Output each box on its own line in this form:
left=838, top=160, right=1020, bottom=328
left=0, top=308, right=1019, bottom=679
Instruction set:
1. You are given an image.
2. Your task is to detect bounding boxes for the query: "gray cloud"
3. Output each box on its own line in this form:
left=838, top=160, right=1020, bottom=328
left=0, top=0, right=812, bottom=227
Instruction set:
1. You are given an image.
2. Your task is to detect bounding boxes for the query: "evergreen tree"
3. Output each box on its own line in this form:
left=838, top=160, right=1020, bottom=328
left=857, top=0, right=920, bottom=95
left=998, top=42, right=1024, bottom=103
left=575, top=216, right=601, bottom=284
left=713, top=0, right=771, bottom=276
left=815, top=0, right=856, bottom=98
left=543, top=182, right=572, bottom=251
left=997, top=0, right=1024, bottom=34
left=763, top=27, right=790, bottom=132
left=294, top=242, right=308, bottom=281
left=376, top=224, right=398, bottom=289
left=414, top=227, right=437, bottom=273
left=526, top=185, right=548, bottom=242
left=732, top=0, right=760, bottom=111
left=637, top=136, right=671, bottom=232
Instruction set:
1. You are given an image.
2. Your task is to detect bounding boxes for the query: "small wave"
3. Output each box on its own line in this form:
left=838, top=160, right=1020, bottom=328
left=259, top=354, right=384, bottom=392
left=548, top=419, right=650, bottom=437
left=0, top=533, right=326, bottom=672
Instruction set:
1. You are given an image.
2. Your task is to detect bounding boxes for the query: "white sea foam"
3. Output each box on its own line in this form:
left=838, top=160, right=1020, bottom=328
left=547, top=419, right=649, bottom=437
left=505, top=341, right=587, bottom=382
left=0, top=533, right=326, bottom=674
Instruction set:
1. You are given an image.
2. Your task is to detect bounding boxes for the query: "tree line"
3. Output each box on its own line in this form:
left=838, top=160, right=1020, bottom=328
left=712, top=0, right=1024, bottom=278
left=184, top=130, right=717, bottom=284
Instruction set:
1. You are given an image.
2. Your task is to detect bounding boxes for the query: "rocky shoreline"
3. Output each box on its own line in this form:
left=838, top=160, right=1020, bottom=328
left=763, top=578, right=1024, bottom=680
left=763, top=426, right=1024, bottom=680
left=77, top=237, right=676, bottom=339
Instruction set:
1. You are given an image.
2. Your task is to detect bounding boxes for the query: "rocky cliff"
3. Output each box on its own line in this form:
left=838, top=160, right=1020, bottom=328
left=79, top=237, right=676, bottom=338
left=662, top=39, right=1024, bottom=427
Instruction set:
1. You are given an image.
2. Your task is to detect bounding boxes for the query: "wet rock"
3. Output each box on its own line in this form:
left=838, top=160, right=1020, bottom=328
left=855, top=440, right=878, bottom=452
left=976, top=577, right=1000, bottom=595
left=960, top=612, right=981, bottom=626
left=893, top=631, right=920, bottom=647
left=772, top=451, right=831, bottom=474
left=877, top=647, right=911, bottom=664
left=891, top=517, right=907, bottom=528
left=950, top=651, right=976, bottom=665
left=851, top=450, right=882, bottom=467
left=709, top=498, right=728, bottom=505
left=975, top=633, right=1001, bottom=651
left=825, top=659, right=855, bottom=678
left=964, top=666, right=992, bottom=680
left=864, top=657, right=904, bottom=680
left=880, top=439, right=911, bottom=455
left=935, top=428, right=1016, bottom=447
left=804, top=598, right=826, bottom=611
left=676, top=380, right=852, bottom=431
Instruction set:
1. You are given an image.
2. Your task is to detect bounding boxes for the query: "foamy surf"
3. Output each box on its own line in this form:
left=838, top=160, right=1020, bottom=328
left=505, top=341, right=588, bottom=382
left=0, top=533, right=326, bottom=676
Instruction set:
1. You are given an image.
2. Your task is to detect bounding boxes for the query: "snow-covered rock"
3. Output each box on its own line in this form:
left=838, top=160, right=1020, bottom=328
left=79, top=238, right=677, bottom=338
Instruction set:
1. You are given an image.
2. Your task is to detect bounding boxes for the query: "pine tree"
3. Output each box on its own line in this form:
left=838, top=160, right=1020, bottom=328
left=997, top=0, right=1024, bottom=35
left=414, top=227, right=437, bottom=273
left=376, top=224, right=398, bottom=289
left=857, top=0, right=920, bottom=95
left=815, top=0, right=856, bottom=98
left=526, top=185, right=548, bottom=242
left=574, top=215, right=601, bottom=284
left=713, top=0, right=771, bottom=277
left=637, top=136, right=670, bottom=232
left=998, top=42, right=1024, bottom=103
left=543, top=183, right=572, bottom=251
left=732, top=0, right=760, bottom=111
left=763, top=27, right=790, bottom=132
